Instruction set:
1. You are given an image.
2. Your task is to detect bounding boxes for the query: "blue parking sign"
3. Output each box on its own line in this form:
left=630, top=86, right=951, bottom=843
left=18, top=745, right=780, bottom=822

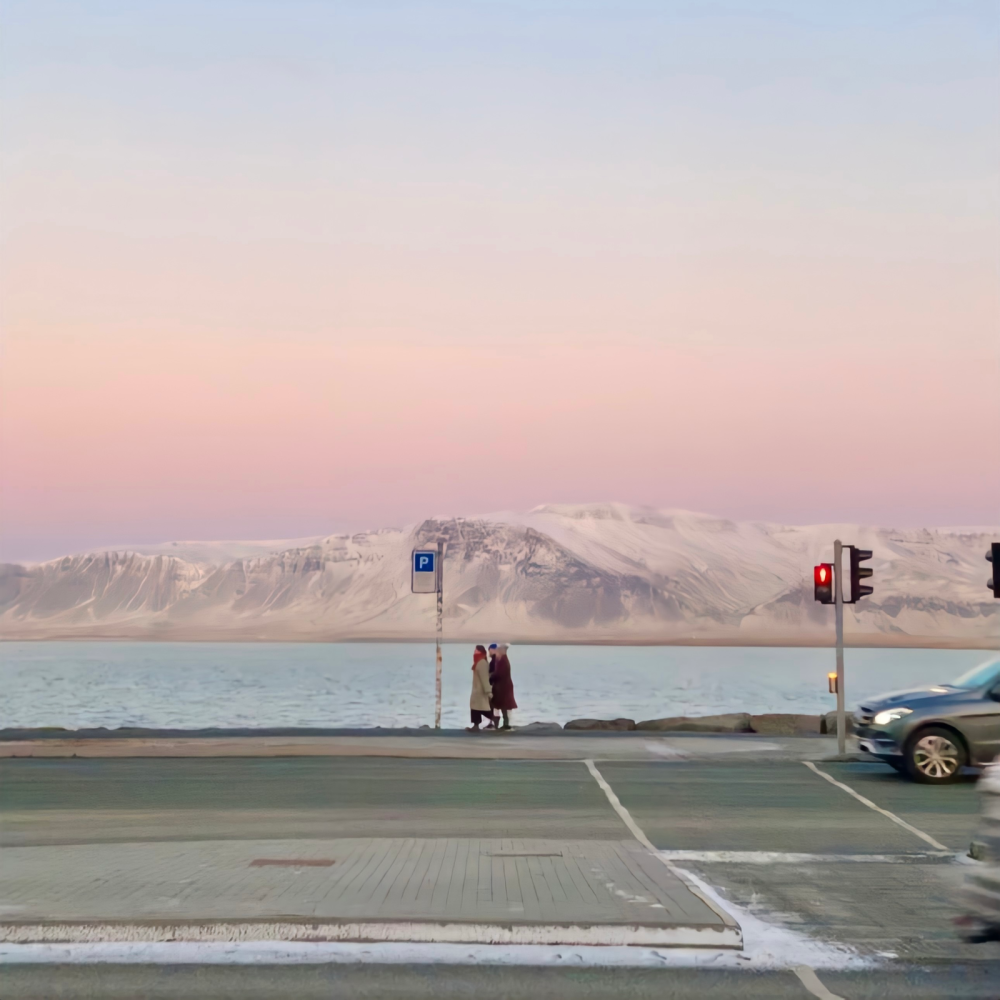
left=411, top=548, right=438, bottom=593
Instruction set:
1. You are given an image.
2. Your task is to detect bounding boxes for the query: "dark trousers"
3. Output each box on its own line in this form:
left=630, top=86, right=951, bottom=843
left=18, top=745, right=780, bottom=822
left=470, top=709, right=492, bottom=726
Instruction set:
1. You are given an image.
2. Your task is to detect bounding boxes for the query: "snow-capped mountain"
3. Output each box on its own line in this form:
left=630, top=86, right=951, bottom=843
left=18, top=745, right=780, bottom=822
left=1, top=504, right=996, bottom=646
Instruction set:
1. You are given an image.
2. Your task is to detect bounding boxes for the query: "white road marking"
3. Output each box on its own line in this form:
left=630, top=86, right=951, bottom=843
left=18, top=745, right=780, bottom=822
left=794, top=964, right=847, bottom=999
left=657, top=850, right=950, bottom=864
left=583, top=759, right=659, bottom=853
left=802, top=761, right=950, bottom=852
left=641, top=742, right=688, bottom=758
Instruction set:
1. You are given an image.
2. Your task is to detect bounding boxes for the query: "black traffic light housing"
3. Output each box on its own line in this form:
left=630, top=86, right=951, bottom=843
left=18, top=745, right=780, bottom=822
left=814, top=563, right=834, bottom=604
left=847, top=546, right=873, bottom=603
left=989, top=543, right=1000, bottom=599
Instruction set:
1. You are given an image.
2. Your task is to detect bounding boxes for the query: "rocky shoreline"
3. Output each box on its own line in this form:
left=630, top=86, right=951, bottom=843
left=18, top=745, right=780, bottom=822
left=563, top=711, right=852, bottom=735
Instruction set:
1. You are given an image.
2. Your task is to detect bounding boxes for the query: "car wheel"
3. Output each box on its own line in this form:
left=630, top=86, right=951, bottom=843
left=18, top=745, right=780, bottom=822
left=904, top=727, right=966, bottom=784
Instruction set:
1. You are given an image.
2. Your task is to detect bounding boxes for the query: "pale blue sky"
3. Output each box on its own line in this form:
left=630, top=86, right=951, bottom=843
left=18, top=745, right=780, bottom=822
left=5, top=1, right=995, bottom=289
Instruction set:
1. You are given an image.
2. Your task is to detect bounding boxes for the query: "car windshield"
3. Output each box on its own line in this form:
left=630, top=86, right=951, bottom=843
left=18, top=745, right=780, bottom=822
left=949, top=659, right=1000, bottom=689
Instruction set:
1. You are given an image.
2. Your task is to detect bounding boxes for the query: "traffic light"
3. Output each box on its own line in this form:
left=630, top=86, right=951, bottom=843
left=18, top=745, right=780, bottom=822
left=814, top=563, right=834, bottom=604
left=847, top=546, right=873, bottom=603
left=989, top=543, right=1000, bottom=599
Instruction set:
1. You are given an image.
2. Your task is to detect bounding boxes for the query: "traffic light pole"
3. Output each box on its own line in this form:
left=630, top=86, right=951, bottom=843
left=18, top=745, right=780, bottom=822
left=434, top=540, right=443, bottom=730
left=834, top=538, right=846, bottom=755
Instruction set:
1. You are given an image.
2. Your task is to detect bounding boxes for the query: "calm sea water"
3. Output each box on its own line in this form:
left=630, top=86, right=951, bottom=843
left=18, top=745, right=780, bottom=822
left=0, top=642, right=992, bottom=730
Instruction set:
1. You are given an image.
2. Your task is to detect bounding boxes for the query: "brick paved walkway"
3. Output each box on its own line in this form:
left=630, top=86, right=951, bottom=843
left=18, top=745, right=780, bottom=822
left=1, top=837, right=727, bottom=933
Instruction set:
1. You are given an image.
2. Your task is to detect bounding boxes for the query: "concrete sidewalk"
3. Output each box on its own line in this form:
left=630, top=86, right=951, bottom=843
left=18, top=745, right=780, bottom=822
left=0, top=837, right=740, bottom=948
left=0, top=732, right=840, bottom=761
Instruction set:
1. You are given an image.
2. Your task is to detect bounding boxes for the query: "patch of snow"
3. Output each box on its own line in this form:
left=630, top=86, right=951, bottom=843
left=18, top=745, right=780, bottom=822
left=0, top=933, right=874, bottom=970
left=669, top=866, right=872, bottom=970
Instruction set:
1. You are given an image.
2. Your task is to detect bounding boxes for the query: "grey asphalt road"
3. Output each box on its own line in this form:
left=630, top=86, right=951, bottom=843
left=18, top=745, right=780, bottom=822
left=1, top=755, right=997, bottom=998
left=0, top=757, right=626, bottom=845
left=2, top=963, right=999, bottom=1000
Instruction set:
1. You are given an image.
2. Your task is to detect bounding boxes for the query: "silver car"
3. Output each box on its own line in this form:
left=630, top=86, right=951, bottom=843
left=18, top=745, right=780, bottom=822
left=854, top=657, right=1000, bottom=784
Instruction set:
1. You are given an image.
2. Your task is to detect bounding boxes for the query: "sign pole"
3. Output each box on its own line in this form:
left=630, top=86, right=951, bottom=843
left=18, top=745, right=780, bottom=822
left=410, top=545, right=445, bottom=728
left=434, top=540, right=443, bottom=730
left=834, top=538, right=845, bottom=755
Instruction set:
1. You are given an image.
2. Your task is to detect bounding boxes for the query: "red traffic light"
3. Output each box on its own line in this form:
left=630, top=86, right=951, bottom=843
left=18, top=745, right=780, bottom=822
left=814, top=563, right=834, bottom=605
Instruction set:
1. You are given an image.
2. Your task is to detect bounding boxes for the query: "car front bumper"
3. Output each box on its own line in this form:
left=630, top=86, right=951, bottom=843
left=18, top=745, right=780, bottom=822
left=854, top=725, right=902, bottom=761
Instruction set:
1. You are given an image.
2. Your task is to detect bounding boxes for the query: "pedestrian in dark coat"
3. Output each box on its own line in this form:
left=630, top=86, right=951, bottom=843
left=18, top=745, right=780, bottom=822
left=491, top=643, right=516, bottom=730
left=486, top=643, right=500, bottom=728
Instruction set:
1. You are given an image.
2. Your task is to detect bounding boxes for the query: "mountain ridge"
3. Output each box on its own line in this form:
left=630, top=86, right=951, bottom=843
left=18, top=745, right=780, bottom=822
left=2, top=504, right=997, bottom=647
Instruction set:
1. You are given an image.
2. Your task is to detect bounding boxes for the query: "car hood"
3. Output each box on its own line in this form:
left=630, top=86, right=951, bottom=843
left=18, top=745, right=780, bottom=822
left=860, top=685, right=962, bottom=710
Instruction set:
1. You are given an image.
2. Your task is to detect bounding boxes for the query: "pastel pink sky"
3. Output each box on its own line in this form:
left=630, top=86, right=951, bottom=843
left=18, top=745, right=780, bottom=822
left=1, top=2, right=998, bottom=562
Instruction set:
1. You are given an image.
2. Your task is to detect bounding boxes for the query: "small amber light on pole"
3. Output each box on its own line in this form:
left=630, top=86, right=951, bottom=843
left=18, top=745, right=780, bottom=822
left=827, top=672, right=838, bottom=694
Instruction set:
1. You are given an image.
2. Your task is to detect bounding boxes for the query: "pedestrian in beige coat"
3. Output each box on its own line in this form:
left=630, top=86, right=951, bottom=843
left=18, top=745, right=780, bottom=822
left=467, top=645, right=493, bottom=731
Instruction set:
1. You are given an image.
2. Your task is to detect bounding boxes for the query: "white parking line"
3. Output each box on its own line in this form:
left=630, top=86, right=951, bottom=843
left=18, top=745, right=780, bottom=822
left=795, top=964, right=847, bottom=999
left=583, top=759, right=659, bottom=852
left=657, top=850, right=949, bottom=864
left=802, top=761, right=950, bottom=852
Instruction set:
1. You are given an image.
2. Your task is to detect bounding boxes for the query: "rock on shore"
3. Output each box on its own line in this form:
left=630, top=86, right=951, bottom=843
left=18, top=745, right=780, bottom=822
left=749, top=714, right=822, bottom=736
left=564, top=718, right=637, bottom=731
left=564, top=712, right=826, bottom=734
left=636, top=713, right=752, bottom=733
left=515, top=721, right=563, bottom=732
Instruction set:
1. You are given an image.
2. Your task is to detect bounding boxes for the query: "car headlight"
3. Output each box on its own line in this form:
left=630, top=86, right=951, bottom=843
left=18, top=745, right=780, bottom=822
left=873, top=708, right=913, bottom=726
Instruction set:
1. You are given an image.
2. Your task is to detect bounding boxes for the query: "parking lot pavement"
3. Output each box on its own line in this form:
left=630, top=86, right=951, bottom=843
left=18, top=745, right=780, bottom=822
left=597, top=759, right=980, bottom=855
left=6, top=756, right=979, bottom=852
left=599, top=758, right=987, bottom=961
left=0, top=758, right=626, bottom=846
left=814, top=761, right=981, bottom=853
left=2, top=754, right=999, bottom=992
